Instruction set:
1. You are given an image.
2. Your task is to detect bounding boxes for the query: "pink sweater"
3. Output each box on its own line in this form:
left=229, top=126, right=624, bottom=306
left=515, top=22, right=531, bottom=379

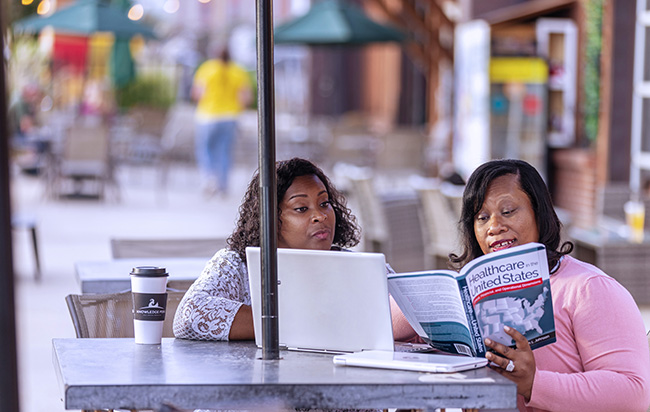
left=522, top=256, right=650, bottom=412
left=390, top=255, right=650, bottom=411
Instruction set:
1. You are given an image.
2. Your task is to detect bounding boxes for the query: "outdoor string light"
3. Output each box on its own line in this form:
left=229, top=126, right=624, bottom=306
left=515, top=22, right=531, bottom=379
left=163, top=0, right=179, bottom=14
left=37, top=0, right=51, bottom=15
left=128, top=3, right=144, bottom=20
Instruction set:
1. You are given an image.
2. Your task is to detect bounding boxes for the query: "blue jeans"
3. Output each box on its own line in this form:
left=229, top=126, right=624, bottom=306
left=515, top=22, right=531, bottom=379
left=195, top=119, right=237, bottom=192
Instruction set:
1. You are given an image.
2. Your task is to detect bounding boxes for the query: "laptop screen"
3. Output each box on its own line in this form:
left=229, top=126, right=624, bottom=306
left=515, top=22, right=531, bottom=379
left=246, top=247, right=395, bottom=353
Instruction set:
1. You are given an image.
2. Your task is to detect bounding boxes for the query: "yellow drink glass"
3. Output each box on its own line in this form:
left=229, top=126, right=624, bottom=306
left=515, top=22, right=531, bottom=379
left=624, top=200, right=645, bottom=243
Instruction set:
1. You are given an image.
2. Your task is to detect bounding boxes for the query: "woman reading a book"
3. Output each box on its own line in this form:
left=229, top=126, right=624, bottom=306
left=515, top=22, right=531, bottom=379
left=173, top=157, right=366, bottom=340
left=451, top=159, right=650, bottom=412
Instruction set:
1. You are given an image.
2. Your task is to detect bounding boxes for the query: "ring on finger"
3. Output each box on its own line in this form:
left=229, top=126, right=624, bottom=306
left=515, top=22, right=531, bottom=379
left=505, top=359, right=515, bottom=372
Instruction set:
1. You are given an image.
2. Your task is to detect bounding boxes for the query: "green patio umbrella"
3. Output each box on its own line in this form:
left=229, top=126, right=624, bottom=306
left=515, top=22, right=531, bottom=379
left=13, top=0, right=155, bottom=39
left=110, top=35, right=136, bottom=88
left=109, top=0, right=136, bottom=89
left=274, top=0, right=405, bottom=45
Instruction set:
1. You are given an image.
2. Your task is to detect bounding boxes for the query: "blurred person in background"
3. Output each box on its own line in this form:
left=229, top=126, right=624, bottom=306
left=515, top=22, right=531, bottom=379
left=192, top=43, right=252, bottom=198
left=8, top=83, right=46, bottom=174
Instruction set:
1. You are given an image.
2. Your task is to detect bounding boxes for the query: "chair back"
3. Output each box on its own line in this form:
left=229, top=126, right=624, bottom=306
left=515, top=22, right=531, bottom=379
left=346, top=176, right=389, bottom=253
left=160, top=103, right=196, bottom=157
left=410, top=177, right=461, bottom=269
left=418, top=187, right=459, bottom=250
left=380, top=192, right=426, bottom=272
left=110, top=237, right=227, bottom=259
left=61, top=123, right=110, bottom=171
left=52, top=122, right=116, bottom=200
left=130, top=106, right=168, bottom=138
left=65, top=291, right=185, bottom=338
left=597, top=183, right=650, bottom=229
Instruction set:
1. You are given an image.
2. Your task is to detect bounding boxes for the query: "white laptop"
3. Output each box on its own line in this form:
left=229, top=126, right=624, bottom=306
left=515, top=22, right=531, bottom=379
left=246, top=247, right=395, bottom=353
left=332, top=350, right=488, bottom=373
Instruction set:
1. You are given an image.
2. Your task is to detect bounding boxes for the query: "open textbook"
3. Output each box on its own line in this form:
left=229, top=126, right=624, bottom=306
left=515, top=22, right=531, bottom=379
left=388, top=242, right=555, bottom=357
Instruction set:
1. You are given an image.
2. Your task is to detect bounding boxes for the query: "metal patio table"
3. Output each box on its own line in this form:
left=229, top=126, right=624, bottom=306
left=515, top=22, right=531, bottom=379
left=52, top=338, right=516, bottom=411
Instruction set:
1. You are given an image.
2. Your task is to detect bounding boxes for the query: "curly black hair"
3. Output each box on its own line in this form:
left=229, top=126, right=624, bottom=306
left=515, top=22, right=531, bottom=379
left=227, top=158, right=361, bottom=260
left=450, top=159, right=573, bottom=272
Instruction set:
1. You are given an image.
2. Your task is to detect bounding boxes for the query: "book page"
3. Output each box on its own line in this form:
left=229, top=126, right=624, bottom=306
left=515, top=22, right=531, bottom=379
left=459, top=242, right=555, bottom=349
left=388, top=271, right=475, bottom=356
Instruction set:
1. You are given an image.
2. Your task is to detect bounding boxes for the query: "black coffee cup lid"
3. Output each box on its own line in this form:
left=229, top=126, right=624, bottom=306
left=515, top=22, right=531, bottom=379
left=130, top=266, right=168, bottom=277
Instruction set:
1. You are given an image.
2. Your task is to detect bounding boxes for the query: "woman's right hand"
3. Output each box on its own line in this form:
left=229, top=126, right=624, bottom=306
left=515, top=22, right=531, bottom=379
left=484, top=326, right=536, bottom=401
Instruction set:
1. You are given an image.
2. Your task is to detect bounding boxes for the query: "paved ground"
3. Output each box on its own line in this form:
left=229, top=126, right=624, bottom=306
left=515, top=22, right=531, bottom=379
left=10, top=161, right=650, bottom=412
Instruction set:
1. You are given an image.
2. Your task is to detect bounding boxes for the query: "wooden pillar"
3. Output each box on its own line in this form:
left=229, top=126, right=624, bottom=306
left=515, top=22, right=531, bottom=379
left=363, top=0, right=403, bottom=129
left=427, top=6, right=440, bottom=131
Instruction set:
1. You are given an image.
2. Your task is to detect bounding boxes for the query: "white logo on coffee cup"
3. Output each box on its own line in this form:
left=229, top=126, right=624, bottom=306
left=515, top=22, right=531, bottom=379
left=133, top=293, right=167, bottom=321
left=140, top=298, right=164, bottom=310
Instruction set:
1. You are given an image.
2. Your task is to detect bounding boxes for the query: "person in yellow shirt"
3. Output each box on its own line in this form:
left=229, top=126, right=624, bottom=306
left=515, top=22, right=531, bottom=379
left=192, top=45, right=252, bottom=197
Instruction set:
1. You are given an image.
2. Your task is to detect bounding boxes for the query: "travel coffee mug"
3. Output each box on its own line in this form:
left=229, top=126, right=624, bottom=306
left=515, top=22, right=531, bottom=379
left=130, top=266, right=169, bottom=344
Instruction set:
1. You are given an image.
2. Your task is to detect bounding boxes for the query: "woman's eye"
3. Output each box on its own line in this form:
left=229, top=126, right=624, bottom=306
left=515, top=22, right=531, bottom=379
left=294, top=207, right=308, bottom=212
left=476, top=215, right=488, bottom=222
left=320, top=200, right=331, bottom=208
left=502, top=208, right=515, bottom=216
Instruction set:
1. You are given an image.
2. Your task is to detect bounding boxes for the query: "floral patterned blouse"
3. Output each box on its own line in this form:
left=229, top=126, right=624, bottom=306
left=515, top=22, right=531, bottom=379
left=173, top=248, right=250, bottom=340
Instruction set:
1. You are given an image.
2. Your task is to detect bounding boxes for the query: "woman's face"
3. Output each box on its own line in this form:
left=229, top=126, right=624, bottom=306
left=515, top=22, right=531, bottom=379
left=277, top=174, right=336, bottom=250
left=473, top=174, right=539, bottom=255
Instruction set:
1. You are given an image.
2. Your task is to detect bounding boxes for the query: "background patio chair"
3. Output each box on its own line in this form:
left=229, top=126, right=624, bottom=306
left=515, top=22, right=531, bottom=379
left=50, top=122, right=118, bottom=200
left=410, top=176, right=460, bottom=269
left=156, top=103, right=197, bottom=188
left=597, top=182, right=650, bottom=229
left=333, top=163, right=389, bottom=254
left=380, top=192, right=426, bottom=272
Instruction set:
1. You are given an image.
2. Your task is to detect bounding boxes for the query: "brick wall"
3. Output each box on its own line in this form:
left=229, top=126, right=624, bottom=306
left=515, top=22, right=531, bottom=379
left=551, top=148, right=598, bottom=228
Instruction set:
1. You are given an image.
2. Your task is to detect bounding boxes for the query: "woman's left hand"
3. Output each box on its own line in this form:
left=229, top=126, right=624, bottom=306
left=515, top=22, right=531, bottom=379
left=484, top=325, right=536, bottom=402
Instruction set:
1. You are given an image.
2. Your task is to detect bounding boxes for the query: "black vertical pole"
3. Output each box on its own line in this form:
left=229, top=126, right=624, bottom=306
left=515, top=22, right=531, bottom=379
left=0, top=2, right=21, bottom=411
left=255, top=0, right=279, bottom=359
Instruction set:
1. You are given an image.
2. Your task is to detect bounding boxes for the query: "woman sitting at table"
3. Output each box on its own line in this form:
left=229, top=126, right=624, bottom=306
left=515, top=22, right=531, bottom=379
left=174, top=157, right=376, bottom=340
left=449, top=159, right=650, bottom=412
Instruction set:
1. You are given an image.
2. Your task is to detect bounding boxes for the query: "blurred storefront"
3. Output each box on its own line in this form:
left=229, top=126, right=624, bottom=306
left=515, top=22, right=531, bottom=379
left=466, top=0, right=635, bottom=230
left=489, top=57, right=548, bottom=177
left=10, top=0, right=638, bottom=231
left=301, top=0, right=460, bottom=174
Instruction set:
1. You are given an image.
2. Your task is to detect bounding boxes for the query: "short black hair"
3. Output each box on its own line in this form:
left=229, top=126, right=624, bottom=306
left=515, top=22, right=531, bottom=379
left=227, top=158, right=361, bottom=260
left=450, top=159, right=572, bottom=270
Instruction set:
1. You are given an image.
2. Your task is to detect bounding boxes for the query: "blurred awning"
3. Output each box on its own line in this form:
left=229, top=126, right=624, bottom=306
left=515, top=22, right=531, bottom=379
left=14, top=0, right=153, bottom=88
left=274, top=0, right=406, bottom=45
left=13, top=0, right=156, bottom=40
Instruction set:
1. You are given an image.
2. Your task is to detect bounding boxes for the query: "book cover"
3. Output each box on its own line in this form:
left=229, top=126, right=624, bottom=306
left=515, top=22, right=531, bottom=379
left=388, top=242, right=555, bottom=357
